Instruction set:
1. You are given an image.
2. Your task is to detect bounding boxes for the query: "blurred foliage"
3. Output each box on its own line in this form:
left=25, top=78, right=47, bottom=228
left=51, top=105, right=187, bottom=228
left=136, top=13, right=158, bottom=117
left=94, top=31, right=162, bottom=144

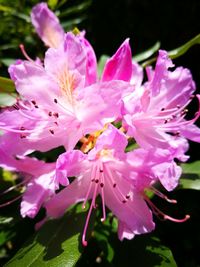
left=0, top=0, right=91, bottom=76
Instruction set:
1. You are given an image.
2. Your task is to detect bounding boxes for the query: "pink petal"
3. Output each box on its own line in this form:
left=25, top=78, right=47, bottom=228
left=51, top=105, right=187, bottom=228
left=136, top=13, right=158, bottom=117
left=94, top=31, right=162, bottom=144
left=148, top=50, right=174, bottom=96
left=104, top=164, right=155, bottom=237
left=102, top=39, right=132, bottom=82
left=180, top=123, right=200, bottom=143
left=31, top=2, right=64, bottom=48
left=21, top=170, right=56, bottom=218
left=9, top=61, right=60, bottom=106
left=77, top=32, right=97, bottom=85
left=56, top=150, right=87, bottom=186
left=118, top=221, right=135, bottom=240
left=44, top=33, right=87, bottom=80
left=45, top=175, right=90, bottom=218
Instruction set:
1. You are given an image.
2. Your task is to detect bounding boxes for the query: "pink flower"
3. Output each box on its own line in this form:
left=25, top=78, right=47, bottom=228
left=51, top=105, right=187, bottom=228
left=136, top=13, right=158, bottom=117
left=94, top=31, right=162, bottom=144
left=45, top=123, right=184, bottom=245
left=45, top=125, right=155, bottom=245
left=45, top=124, right=188, bottom=245
left=123, top=50, right=200, bottom=151
left=0, top=148, right=59, bottom=218
left=31, top=2, right=97, bottom=85
left=0, top=33, right=132, bottom=152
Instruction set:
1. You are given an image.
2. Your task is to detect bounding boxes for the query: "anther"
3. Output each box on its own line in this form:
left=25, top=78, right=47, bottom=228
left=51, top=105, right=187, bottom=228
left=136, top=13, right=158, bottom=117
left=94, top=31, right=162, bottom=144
left=100, top=169, right=103, bottom=173
left=176, top=104, right=181, bottom=109
left=95, top=179, right=99, bottom=183
left=126, top=194, right=130, bottom=199
left=100, top=183, right=104, bottom=188
left=54, top=99, right=58, bottom=103
left=49, top=129, right=54, bottom=135
left=122, top=200, right=127, bottom=204
left=113, top=183, right=117, bottom=188
left=13, top=104, right=20, bottom=110
left=34, top=105, right=39, bottom=108
left=175, top=131, right=180, bottom=136
left=161, top=108, right=165, bottom=111
left=20, top=126, right=25, bottom=131
left=53, top=112, right=59, bottom=118
left=20, top=134, right=26, bottom=139
left=31, top=100, right=36, bottom=105
left=48, top=111, right=52, bottom=116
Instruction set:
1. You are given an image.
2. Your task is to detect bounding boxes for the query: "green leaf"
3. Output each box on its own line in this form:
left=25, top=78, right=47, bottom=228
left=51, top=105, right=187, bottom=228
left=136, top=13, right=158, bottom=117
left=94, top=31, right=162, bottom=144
left=181, top=160, right=200, bottom=174
left=0, top=58, right=15, bottom=67
left=0, top=93, right=16, bottom=107
left=97, top=55, right=109, bottom=77
left=48, top=0, right=58, bottom=9
left=133, top=41, right=161, bottom=62
left=168, top=33, right=200, bottom=59
left=179, top=161, right=200, bottom=190
left=0, top=231, right=14, bottom=246
left=179, top=178, right=200, bottom=190
left=5, top=207, right=94, bottom=267
left=0, top=77, right=15, bottom=93
left=142, top=33, right=200, bottom=67
left=0, top=217, right=13, bottom=225
left=59, top=1, right=91, bottom=18
left=112, top=235, right=177, bottom=267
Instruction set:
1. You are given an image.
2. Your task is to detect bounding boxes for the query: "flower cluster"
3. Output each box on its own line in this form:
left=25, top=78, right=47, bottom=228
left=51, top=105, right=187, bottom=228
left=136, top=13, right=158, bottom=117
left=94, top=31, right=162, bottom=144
left=0, top=2, right=199, bottom=245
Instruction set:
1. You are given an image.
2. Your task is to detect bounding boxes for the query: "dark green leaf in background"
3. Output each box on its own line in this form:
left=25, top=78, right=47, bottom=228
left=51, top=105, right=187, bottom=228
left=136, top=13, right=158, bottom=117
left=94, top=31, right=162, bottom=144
left=179, top=161, right=200, bottom=190
left=0, top=77, right=15, bottom=93
left=4, top=206, right=94, bottom=267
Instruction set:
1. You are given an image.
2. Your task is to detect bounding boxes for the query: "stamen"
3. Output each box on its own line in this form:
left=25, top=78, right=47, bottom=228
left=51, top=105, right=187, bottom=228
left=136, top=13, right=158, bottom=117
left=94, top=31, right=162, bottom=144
left=0, top=194, right=22, bottom=208
left=99, top=163, right=106, bottom=222
left=149, top=187, right=177, bottom=204
left=144, top=195, right=190, bottom=223
left=82, top=165, right=97, bottom=209
left=104, top=165, right=129, bottom=204
left=164, top=214, right=190, bottom=222
left=53, top=98, right=74, bottom=115
left=0, top=178, right=30, bottom=196
left=19, top=44, right=34, bottom=62
left=82, top=182, right=98, bottom=246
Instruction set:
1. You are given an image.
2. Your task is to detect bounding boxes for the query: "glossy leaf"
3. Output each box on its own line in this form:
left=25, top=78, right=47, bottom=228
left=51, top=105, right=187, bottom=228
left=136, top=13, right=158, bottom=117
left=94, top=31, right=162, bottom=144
left=113, top=235, right=177, bottom=267
left=142, top=33, right=200, bottom=67
left=168, top=33, right=200, bottom=59
left=179, top=178, right=200, bottom=190
left=179, top=161, right=200, bottom=190
left=0, top=93, right=16, bottom=107
left=133, top=41, right=160, bottom=62
left=5, top=207, right=94, bottom=267
left=78, top=228, right=177, bottom=267
left=0, top=77, right=15, bottom=93
left=181, top=160, right=200, bottom=174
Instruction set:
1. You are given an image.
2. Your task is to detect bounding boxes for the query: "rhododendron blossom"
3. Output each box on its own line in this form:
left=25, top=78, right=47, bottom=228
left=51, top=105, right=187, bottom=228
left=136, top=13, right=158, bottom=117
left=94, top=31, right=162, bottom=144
left=123, top=50, right=200, bottom=150
left=0, top=2, right=199, bottom=248
left=0, top=32, right=132, bottom=152
left=45, top=124, right=189, bottom=245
